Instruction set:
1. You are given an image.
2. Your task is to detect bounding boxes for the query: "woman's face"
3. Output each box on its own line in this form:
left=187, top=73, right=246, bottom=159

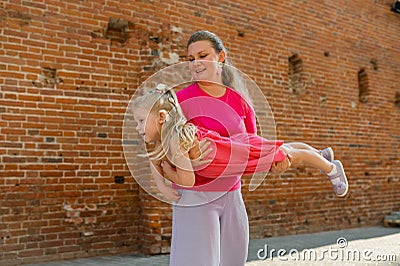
left=187, top=40, right=224, bottom=83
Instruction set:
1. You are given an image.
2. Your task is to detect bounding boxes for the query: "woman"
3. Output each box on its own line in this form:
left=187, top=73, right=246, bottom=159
left=164, top=30, right=291, bottom=266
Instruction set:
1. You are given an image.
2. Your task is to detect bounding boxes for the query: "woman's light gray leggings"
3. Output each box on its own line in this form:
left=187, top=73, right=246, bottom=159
left=169, top=189, right=249, bottom=266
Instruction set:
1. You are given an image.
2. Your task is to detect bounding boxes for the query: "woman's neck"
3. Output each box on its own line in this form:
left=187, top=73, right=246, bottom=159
left=197, top=82, right=226, bottom=98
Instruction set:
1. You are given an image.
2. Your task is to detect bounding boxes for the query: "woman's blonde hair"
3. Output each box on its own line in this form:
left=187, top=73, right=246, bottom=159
left=133, top=85, right=197, bottom=161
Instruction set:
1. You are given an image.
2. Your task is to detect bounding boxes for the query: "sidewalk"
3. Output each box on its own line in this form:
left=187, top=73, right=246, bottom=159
left=28, top=226, right=400, bottom=266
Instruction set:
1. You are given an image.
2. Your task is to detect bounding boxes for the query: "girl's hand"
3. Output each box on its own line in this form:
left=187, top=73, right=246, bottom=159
left=159, top=184, right=181, bottom=202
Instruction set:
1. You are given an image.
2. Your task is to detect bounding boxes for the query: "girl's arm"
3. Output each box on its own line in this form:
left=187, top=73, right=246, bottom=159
left=161, top=137, right=195, bottom=187
left=162, top=153, right=195, bottom=187
left=149, top=160, right=168, bottom=190
left=149, top=160, right=180, bottom=202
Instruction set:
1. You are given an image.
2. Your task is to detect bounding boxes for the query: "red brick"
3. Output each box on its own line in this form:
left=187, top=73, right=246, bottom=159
left=0, top=0, right=399, bottom=263
left=18, top=249, right=44, bottom=258
left=4, top=43, right=28, bottom=52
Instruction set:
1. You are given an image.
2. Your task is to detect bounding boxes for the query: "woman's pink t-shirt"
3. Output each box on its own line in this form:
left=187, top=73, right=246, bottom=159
left=175, top=83, right=257, bottom=192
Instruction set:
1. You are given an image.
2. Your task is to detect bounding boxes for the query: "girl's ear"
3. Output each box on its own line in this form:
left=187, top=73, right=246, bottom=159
left=218, top=50, right=226, bottom=63
left=158, top=110, right=168, bottom=124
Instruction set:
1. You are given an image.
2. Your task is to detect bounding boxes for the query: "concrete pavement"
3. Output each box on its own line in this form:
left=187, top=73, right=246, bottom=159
left=27, top=226, right=400, bottom=266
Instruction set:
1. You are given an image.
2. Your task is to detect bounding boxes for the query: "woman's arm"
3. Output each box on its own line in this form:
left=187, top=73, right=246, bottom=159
left=244, top=102, right=290, bottom=174
left=243, top=104, right=257, bottom=134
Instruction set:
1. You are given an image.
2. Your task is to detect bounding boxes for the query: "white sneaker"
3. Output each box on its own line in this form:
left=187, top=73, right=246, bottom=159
left=321, top=147, right=334, bottom=162
left=328, top=160, right=349, bottom=197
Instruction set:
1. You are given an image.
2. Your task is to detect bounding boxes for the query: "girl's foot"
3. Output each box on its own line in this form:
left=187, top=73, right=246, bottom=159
left=321, top=147, right=334, bottom=162
left=328, top=160, right=349, bottom=197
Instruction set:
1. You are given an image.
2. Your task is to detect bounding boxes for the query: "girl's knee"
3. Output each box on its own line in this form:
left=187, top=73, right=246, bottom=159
left=281, top=145, right=302, bottom=165
left=280, top=144, right=291, bottom=154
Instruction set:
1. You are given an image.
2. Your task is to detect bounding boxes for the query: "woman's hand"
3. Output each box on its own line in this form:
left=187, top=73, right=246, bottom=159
left=189, top=139, right=213, bottom=167
left=270, top=153, right=292, bottom=174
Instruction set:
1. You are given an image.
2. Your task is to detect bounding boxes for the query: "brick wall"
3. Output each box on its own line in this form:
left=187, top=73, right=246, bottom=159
left=1, top=0, right=399, bottom=264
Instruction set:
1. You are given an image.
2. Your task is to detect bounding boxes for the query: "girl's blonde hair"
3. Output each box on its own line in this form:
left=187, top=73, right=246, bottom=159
left=133, top=85, right=197, bottom=161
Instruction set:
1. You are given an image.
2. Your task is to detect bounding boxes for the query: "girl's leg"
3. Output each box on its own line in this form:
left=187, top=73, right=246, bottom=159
left=286, top=142, right=334, bottom=162
left=283, top=142, right=320, bottom=153
left=281, top=143, right=349, bottom=197
left=220, top=189, right=249, bottom=266
left=280, top=143, right=333, bottom=173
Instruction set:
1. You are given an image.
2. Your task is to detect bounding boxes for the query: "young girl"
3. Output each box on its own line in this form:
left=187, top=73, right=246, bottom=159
left=132, top=84, right=349, bottom=199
